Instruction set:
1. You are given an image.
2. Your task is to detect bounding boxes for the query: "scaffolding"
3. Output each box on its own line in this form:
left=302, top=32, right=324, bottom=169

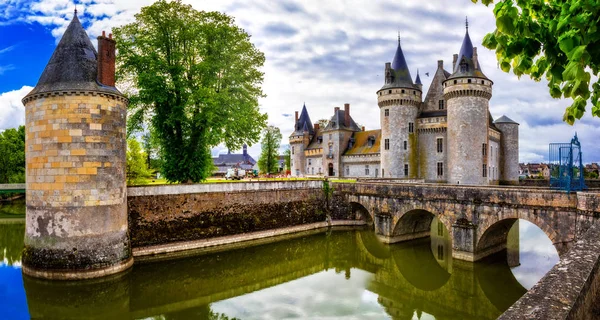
left=549, top=134, right=587, bottom=192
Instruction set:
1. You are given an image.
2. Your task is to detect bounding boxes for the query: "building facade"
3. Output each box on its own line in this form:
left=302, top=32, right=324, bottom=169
left=290, top=24, right=519, bottom=185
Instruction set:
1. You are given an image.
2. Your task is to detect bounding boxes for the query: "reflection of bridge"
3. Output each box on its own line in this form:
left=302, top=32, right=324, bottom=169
left=23, top=229, right=526, bottom=320
left=332, top=183, right=600, bottom=261
left=0, top=184, right=25, bottom=194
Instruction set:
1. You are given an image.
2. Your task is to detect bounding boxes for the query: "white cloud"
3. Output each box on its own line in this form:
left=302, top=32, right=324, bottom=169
left=0, top=86, right=30, bottom=130
left=5, top=0, right=600, bottom=162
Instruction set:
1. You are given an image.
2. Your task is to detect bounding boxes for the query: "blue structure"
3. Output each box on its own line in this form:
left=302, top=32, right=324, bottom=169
left=549, top=134, right=587, bottom=192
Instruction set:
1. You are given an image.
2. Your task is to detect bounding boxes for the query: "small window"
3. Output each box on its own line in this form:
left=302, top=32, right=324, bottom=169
left=292, top=146, right=294, bottom=155
left=308, top=159, right=312, bottom=165
left=413, top=91, right=416, bottom=95
left=365, top=165, right=370, bottom=176
left=483, top=164, right=487, bottom=177
left=408, top=122, right=414, bottom=133
left=481, top=80, right=485, bottom=85
left=454, top=80, right=457, bottom=84
left=312, top=167, right=314, bottom=175
left=404, top=164, right=409, bottom=176
left=403, top=141, right=407, bottom=150
left=437, top=138, right=443, bottom=153
left=384, top=139, right=390, bottom=150
left=385, top=109, right=389, bottom=117
left=401, top=89, right=405, bottom=94
left=482, top=143, right=487, bottom=156
left=438, top=245, right=444, bottom=260
left=439, top=100, right=444, bottom=110
left=388, top=90, right=392, bottom=94
left=438, top=222, right=444, bottom=236
left=346, top=166, right=349, bottom=176
left=468, top=79, right=472, bottom=83
left=437, top=162, right=443, bottom=176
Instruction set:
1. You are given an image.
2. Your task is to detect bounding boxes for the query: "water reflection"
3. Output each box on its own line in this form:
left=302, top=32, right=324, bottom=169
left=0, top=198, right=26, bottom=218
left=0, top=213, right=560, bottom=320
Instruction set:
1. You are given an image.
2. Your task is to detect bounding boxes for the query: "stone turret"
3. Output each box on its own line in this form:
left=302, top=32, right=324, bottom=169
left=494, top=115, right=520, bottom=183
left=377, top=35, right=422, bottom=178
left=289, top=104, right=314, bottom=176
left=443, top=19, right=493, bottom=185
left=21, top=11, right=131, bottom=279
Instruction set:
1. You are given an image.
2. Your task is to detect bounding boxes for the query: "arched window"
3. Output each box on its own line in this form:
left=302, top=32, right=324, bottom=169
left=459, top=59, right=468, bottom=73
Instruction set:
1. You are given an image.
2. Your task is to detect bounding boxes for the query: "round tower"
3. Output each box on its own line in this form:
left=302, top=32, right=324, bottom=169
left=494, top=116, right=519, bottom=183
left=377, top=37, right=422, bottom=178
left=289, top=104, right=314, bottom=177
left=443, top=21, right=493, bottom=185
left=21, top=11, right=131, bottom=279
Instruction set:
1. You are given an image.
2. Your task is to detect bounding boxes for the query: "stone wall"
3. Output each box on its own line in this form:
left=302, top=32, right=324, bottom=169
left=127, top=181, right=327, bottom=248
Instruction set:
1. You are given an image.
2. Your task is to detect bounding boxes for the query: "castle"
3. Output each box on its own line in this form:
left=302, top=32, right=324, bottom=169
left=290, top=23, right=519, bottom=185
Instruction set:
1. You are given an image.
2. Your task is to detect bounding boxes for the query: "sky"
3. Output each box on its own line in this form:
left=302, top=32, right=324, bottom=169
left=1, top=0, right=599, bottom=163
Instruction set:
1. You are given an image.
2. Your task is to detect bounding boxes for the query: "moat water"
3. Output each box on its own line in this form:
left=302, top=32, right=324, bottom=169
left=0, top=200, right=559, bottom=320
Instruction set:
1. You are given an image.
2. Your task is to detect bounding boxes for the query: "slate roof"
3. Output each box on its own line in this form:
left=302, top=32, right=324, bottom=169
left=24, top=11, right=120, bottom=100
left=344, top=130, right=381, bottom=155
left=292, top=104, right=314, bottom=136
left=306, top=127, right=323, bottom=150
left=494, top=115, right=519, bottom=125
left=322, top=109, right=361, bottom=132
left=381, top=39, right=419, bottom=90
left=415, top=70, right=422, bottom=85
left=212, top=152, right=256, bottom=166
left=448, top=25, right=489, bottom=80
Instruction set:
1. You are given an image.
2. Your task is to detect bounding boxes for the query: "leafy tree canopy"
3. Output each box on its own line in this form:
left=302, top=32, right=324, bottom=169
left=114, top=0, right=267, bottom=182
left=0, top=126, right=25, bottom=184
left=283, top=147, right=291, bottom=171
left=473, top=0, right=600, bottom=124
left=258, top=126, right=282, bottom=174
left=126, top=138, right=152, bottom=185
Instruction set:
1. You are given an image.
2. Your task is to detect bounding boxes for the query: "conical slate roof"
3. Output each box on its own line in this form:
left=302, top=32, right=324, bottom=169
left=448, top=22, right=488, bottom=80
left=381, top=38, right=418, bottom=90
left=415, top=70, right=422, bottom=85
left=293, top=104, right=314, bottom=135
left=24, top=11, right=119, bottom=100
left=494, top=115, right=519, bottom=125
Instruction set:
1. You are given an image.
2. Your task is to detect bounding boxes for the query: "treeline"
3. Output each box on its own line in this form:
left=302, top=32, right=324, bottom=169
left=0, top=126, right=25, bottom=184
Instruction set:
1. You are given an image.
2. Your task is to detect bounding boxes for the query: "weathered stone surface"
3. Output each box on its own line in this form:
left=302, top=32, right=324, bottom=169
left=127, top=182, right=327, bottom=248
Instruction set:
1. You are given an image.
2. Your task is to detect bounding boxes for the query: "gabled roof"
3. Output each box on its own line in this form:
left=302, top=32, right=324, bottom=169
left=24, top=11, right=120, bottom=99
left=212, top=153, right=256, bottom=166
left=344, top=130, right=381, bottom=155
left=292, top=104, right=314, bottom=136
left=494, top=115, right=519, bottom=125
left=306, top=127, right=323, bottom=150
left=448, top=23, right=488, bottom=80
left=323, top=109, right=361, bottom=132
left=381, top=38, right=418, bottom=90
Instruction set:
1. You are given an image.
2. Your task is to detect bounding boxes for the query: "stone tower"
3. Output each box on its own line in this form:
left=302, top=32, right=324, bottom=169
left=321, top=104, right=361, bottom=177
left=377, top=37, right=422, bottom=178
left=21, top=11, right=131, bottom=279
left=494, top=115, right=519, bottom=183
left=290, top=104, right=314, bottom=177
left=444, top=21, right=493, bottom=185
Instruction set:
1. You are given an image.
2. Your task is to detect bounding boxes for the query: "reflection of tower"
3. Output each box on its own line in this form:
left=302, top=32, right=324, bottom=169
left=444, top=21, right=493, bottom=185
left=21, top=11, right=131, bottom=279
left=430, top=217, right=452, bottom=273
left=506, top=220, right=521, bottom=267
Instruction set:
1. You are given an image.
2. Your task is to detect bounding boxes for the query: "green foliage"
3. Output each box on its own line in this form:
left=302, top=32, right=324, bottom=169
left=284, top=147, right=291, bottom=171
left=473, top=0, right=600, bottom=124
left=114, top=0, right=267, bottom=183
left=126, top=138, right=152, bottom=185
left=0, top=126, right=25, bottom=184
left=257, top=126, right=282, bottom=174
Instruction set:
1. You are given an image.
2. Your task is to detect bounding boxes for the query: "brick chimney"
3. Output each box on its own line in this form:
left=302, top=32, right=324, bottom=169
left=438, top=60, right=443, bottom=69
left=452, top=54, right=458, bottom=69
left=295, top=111, right=299, bottom=123
left=473, top=47, right=479, bottom=69
left=362, top=126, right=365, bottom=131
left=314, top=123, right=319, bottom=130
left=344, top=103, right=350, bottom=127
left=97, top=31, right=116, bottom=87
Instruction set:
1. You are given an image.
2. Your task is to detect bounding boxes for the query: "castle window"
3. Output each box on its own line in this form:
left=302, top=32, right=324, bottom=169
left=438, top=245, right=444, bottom=260
left=408, top=122, right=414, bottom=133
left=384, top=139, right=389, bottom=150
left=438, top=222, right=444, bottom=236
left=460, top=60, right=468, bottom=72
left=468, top=79, right=472, bottom=83
left=385, top=109, right=389, bottom=117
left=389, top=90, right=392, bottom=94
left=292, top=146, right=294, bottom=155
left=346, top=166, right=349, bottom=176
left=482, top=143, right=487, bottom=156
left=402, top=89, right=405, bottom=94
left=439, top=100, right=444, bottom=110
left=481, top=80, right=485, bottom=85
left=454, top=80, right=457, bottom=84
left=437, top=138, right=443, bottom=153
left=403, top=141, right=407, bottom=150
left=365, top=165, right=370, bottom=176
left=413, top=91, right=416, bottom=95
left=404, top=164, right=409, bottom=176
left=312, top=167, right=314, bottom=175
left=482, top=164, right=487, bottom=177
left=437, top=162, right=444, bottom=176
left=308, top=159, right=312, bottom=165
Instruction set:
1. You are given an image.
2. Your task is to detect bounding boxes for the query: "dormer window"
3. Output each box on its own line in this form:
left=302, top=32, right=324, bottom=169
left=367, top=136, right=375, bottom=147
left=348, top=138, right=355, bottom=149
left=460, top=59, right=468, bottom=73
left=317, top=136, right=323, bottom=143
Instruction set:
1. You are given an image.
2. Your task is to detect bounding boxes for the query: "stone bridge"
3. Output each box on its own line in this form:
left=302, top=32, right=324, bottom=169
left=331, top=182, right=600, bottom=261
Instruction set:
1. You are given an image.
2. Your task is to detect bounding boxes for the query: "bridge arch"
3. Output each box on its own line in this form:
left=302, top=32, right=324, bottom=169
left=391, top=209, right=452, bottom=243
left=349, top=202, right=374, bottom=226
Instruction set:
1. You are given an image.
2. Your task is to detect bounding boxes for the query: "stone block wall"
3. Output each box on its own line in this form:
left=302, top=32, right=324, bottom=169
left=22, top=92, right=129, bottom=278
left=127, top=181, right=327, bottom=248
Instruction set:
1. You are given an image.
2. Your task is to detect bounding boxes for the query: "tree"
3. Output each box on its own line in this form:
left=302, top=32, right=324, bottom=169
left=126, top=138, right=152, bottom=185
left=114, top=0, right=267, bottom=183
left=284, top=147, right=291, bottom=172
left=0, top=126, right=25, bottom=184
left=473, top=0, right=600, bottom=124
left=258, top=126, right=282, bottom=174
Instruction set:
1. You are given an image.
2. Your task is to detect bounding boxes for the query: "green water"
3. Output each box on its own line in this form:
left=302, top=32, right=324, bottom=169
left=0, top=201, right=558, bottom=320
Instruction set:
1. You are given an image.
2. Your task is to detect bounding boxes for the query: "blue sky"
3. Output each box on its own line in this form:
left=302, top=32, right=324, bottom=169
left=1, top=0, right=599, bottom=163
